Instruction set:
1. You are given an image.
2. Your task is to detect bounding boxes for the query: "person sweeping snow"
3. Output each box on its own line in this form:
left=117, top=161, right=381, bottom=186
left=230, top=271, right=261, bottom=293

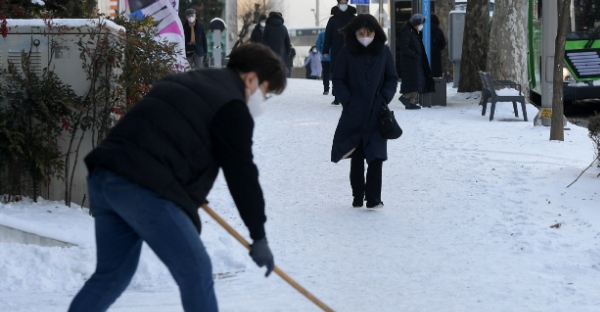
left=68, top=43, right=286, bottom=312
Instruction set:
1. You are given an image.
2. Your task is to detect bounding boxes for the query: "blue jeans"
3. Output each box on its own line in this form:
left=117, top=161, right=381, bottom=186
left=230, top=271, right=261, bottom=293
left=69, top=167, right=218, bottom=312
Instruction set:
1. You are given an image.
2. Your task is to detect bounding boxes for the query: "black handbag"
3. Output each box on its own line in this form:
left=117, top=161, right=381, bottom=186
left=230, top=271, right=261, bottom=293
left=379, top=104, right=403, bottom=139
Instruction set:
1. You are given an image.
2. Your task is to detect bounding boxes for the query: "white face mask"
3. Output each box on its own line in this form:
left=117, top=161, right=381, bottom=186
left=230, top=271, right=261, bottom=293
left=247, top=80, right=267, bottom=118
left=417, top=25, right=423, bottom=31
left=339, top=4, right=348, bottom=12
left=260, top=22, right=266, bottom=27
left=312, top=49, right=317, bottom=53
left=187, top=17, right=195, bottom=23
left=357, top=37, right=374, bottom=47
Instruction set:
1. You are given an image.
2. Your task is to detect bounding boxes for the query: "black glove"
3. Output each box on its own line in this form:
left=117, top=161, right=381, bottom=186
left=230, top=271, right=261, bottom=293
left=250, top=238, right=274, bottom=277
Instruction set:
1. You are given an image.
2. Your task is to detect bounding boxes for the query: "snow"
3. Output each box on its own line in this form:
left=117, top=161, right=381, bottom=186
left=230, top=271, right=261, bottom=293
left=31, top=0, right=44, bottom=5
left=495, top=87, right=523, bottom=96
left=6, top=19, right=125, bottom=35
left=568, top=81, right=589, bottom=87
left=1, top=80, right=599, bottom=311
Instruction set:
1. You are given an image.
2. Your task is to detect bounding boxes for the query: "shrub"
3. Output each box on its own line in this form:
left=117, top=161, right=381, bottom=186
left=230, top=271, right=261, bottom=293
left=0, top=15, right=181, bottom=204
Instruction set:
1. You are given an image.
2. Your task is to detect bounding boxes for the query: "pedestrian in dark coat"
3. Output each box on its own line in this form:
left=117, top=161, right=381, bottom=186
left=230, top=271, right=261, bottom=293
left=323, top=0, right=357, bottom=104
left=286, top=45, right=296, bottom=78
left=250, top=14, right=267, bottom=43
left=262, top=12, right=291, bottom=62
left=183, top=8, right=208, bottom=70
left=331, top=14, right=398, bottom=209
left=398, top=14, right=435, bottom=109
left=68, top=43, right=287, bottom=312
left=430, top=14, right=447, bottom=77
left=316, top=30, right=332, bottom=94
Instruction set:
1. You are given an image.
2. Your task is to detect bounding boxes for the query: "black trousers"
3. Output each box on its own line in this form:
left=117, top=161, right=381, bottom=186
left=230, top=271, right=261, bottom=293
left=322, top=61, right=331, bottom=92
left=350, top=142, right=383, bottom=203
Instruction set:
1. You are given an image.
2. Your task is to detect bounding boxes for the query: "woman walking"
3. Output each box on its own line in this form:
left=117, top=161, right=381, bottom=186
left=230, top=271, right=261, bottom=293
left=331, top=14, right=398, bottom=208
left=304, top=46, right=323, bottom=80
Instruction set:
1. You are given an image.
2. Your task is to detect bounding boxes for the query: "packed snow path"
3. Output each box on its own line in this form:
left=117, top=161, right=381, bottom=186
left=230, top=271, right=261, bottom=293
left=1, top=79, right=599, bottom=311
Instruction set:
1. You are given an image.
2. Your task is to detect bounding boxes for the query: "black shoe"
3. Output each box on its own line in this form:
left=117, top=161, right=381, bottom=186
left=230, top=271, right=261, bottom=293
left=399, top=96, right=411, bottom=107
left=323, top=90, right=329, bottom=95
left=352, top=198, right=363, bottom=208
left=331, top=99, right=340, bottom=105
left=405, top=103, right=422, bottom=110
left=366, top=201, right=384, bottom=209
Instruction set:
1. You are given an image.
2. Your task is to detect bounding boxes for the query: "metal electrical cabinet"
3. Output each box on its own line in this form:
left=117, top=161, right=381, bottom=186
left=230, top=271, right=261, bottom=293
left=448, top=11, right=466, bottom=87
left=1, top=19, right=124, bottom=207
left=2, top=19, right=124, bottom=95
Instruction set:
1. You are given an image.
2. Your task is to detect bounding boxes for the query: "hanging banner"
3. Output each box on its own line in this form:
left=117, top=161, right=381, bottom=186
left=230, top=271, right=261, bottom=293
left=126, top=0, right=188, bottom=71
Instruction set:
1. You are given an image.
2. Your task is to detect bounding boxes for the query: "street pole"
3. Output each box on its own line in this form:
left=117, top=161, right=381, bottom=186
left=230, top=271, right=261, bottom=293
left=536, top=0, right=557, bottom=126
left=316, top=0, right=320, bottom=26
left=378, top=0, right=384, bottom=26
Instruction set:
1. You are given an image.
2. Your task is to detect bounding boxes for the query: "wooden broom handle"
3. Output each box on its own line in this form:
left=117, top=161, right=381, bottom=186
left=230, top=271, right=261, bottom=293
left=202, top=204, right=334, bottom=312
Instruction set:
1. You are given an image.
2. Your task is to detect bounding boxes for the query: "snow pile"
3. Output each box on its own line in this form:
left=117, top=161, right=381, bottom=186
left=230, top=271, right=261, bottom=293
left=568, top=81, right=589, bottom=87
left=495, top=87, right=523, bottom=96
left=0, top=197, right=249, bottom=293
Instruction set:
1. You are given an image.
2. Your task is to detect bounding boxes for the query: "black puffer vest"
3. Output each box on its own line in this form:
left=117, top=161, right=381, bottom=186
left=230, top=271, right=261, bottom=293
left=84, top=68, right=246, bottom=232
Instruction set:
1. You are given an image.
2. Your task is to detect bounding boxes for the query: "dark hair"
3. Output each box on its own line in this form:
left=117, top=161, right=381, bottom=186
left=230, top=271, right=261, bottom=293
left=341, top=14, right=387, bottom=45
left=227, top=43, right=287, bottom=94
left=269, top=12, right=282, bottom=18
left=259, top=14, right=267, bottom=21
left=430, top=14, right=440, bottom=25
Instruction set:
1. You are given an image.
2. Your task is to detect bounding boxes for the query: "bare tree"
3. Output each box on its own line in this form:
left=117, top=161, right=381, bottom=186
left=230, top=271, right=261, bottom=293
left=487, top=0, right=529, bottom=100
left=550, top=0, right=571, bottom=141
left=436, top=0, right=455, bottom=82
left=457, top=0, right=489, bottom=92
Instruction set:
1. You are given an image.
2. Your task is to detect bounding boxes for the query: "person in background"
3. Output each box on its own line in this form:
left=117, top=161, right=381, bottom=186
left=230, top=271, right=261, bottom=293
left=430, top=14, right=447, bottom=78
left=250, top=14, right=267, bottom=44
left=67, top=43, right=286, bottom=312
left=303, top=46, right=322, bottom=80
left=183, top=8, right=208, bottom=70
left=398, top=14, right=435, bottom=110
left=331, top=14, right=398, bottom=209
left=263, top=12, right=292, bottom=64
left=316, top=30, right=332, bottom=95
left=286, top=44, right=296, bottom=78
left=323, top=0, right=356, bottom=105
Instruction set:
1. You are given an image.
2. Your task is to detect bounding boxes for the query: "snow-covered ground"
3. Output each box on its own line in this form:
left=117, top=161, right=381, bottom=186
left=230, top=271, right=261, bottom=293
left=1, top=80, right=599, bottom=311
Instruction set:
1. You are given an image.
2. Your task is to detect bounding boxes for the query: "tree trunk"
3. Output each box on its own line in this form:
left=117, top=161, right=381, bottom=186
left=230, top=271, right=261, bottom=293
left=550, top=0, right=570, bottom=141
left=436, top=0, right=455, bottom=82
left=457, top=0, right=489, bottom=92
left=487, top=0, right=529, bottom=100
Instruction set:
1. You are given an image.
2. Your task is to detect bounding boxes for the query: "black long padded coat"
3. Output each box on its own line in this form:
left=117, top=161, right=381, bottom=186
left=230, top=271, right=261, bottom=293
left=249, top=24, right=264, bottom=44
left=323, top=5, right=357, bottom=74
left=262, top=14, right=291, bottom=61
left=430, top=22, right=447, bottom=77
left=398, top=22, right=435, bottom=94
left=331, top=37, right=399, bottom=164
